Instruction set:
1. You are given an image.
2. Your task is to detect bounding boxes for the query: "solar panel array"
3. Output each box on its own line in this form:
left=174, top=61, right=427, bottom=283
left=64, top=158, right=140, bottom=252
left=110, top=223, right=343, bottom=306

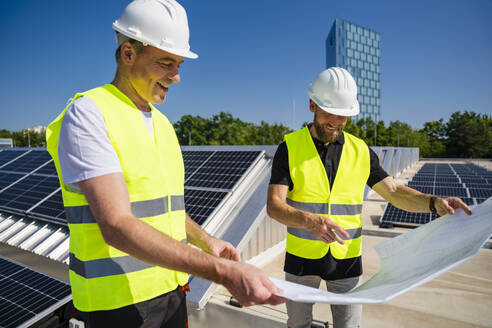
left=381, top=163, right=492, bottom=227
left=182, top=150, right=262, bottom=225
left=0, top=256, right=71, bottom=328
left=0, top=149, right=262, bottom=227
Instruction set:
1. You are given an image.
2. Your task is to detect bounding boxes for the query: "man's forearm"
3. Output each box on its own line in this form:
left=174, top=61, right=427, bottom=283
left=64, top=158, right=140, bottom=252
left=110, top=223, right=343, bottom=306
left=387, top=184, right=431, bottom=212
left=100, top=214, right=229, bottom=285
left=267, top=199, right=315, bottom=229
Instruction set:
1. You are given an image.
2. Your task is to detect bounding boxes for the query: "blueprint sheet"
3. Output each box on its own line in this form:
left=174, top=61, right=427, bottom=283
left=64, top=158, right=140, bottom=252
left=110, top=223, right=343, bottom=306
left=272, top=197, right=492, bottom=304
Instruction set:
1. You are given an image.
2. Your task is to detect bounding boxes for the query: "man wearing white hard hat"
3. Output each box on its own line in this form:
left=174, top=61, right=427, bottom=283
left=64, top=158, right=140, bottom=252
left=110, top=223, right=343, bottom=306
left=267, top=67, right=471, bottom=328
left=46, top=0, right=284, bottom=327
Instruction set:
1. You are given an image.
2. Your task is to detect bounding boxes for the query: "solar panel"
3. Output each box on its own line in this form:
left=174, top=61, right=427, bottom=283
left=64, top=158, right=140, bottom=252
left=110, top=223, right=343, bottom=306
left=0, top=150, right=28, bottom=168
left=465, top=183, right=492, bottom=189
left=0, top=256, right=71, bottom=328
left=386, top=163, right=492, bottom=228
left=469, top=188, right=492, bottom=199
left=1, top=151, right=52, bottom=174
left=28, top=190, right=66, bottom=222
left=0, top=175, right=60, bottom=213
left=34, top=161, right=57, bottom=176
left=185, top=151, right=261, bottom=190
left=459, top=197, right=475, bottom=206
left=407, top=181, right=435, bottom=188
left=433, top=182, right=464, bottom=188
left=184, top=188, right=228, bottom=225
left=460, top=177, right=486, bottom=184
left=412, top=173, right=435, bottom=180
left=182, top=151, right=215, bottom=181
left=435, top=177, right=460, bottom=183
left=0, top=172, right=24, bottom=190
left=380, top=204, right=431, bottom=226
left=434, top=187, right=468, bottom=198
left=411, top=185, right=434, bottom=194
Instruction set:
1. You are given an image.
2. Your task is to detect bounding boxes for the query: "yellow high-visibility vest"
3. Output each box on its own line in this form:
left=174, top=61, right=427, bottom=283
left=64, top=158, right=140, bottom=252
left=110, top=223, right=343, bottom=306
left=285, top=127, right=369, bottom=260
left=46, top=84, right=188, bottom=311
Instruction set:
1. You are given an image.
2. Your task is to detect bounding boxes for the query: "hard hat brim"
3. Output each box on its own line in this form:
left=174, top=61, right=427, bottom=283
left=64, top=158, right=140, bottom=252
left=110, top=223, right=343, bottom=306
left=311, top=97, right=360, bottom=117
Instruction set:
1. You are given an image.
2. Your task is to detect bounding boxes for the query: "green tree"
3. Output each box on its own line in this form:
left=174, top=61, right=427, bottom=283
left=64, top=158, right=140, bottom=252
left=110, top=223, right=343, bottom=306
left=344, top=117, right=361, bottom=138
left=254, top=121, right=291, bottom=145
left=419, top=119, right=446, bottom=157
left=9, top=129, right=45, bottom=147
left=445, top=111, right=492, bottom=158
left=0, top=129, right=12, bottom=138
left=173, top=112, right=291, bottom=145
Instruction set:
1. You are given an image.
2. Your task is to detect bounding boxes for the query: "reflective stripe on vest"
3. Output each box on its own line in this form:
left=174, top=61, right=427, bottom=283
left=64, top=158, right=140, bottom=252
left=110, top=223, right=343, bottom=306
left=69, top=236, right=188, bottom=279
left=65, top=195, right=185, bottom=224
left=70, top=253, right=154, bottom=279
left=286, top=199, right=362, bottom=215
left=287, top=227, right=362, bottom=241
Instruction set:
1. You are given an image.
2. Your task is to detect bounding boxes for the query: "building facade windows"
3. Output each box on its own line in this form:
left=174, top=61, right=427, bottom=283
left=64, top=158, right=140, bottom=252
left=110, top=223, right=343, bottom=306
left=325, top=18, right=381, bottom=122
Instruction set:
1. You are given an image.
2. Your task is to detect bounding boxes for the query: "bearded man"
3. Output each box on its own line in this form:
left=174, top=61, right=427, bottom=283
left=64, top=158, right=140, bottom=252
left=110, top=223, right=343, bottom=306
left=266, top=67, right=471, bottom=328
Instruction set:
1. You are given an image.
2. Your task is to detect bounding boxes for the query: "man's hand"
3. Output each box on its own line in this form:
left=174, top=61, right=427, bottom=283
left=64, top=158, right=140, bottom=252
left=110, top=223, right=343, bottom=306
left=435, top=197, right=472, bottom=216
left=220, top=261, right=286, bottom=307
left=307, top=214, right=349, bottom=245
left=185, top=214, right=240, bottom=261
left=203, top=236, right=240, bottom=261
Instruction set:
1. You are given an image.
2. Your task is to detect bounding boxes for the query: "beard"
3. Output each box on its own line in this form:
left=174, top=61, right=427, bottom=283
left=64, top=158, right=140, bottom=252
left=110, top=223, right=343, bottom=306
left=313, top=115, right=345, bottom=143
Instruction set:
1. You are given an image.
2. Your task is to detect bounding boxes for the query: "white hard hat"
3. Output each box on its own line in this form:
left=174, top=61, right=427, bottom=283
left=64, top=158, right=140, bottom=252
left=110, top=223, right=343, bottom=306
left=307, top=67, right=359, bottom=116
left=113, top=0, right=198, bottom=59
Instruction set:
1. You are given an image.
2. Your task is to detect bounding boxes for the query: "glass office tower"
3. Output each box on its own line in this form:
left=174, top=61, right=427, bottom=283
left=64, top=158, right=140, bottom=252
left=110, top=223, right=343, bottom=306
left=326, top=18, right=381, bottom=122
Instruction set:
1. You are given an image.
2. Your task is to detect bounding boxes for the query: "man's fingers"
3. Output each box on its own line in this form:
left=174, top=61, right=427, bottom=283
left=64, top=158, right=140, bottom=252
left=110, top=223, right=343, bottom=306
left=453, top=198, right=472, bottom=216
left=326, top=229, right=345, bottom=245
left=265, top=294, right=287, bottom=305
left=231, top=248, right=241, bottom=261
left=437, top=198, right=454, bottom=215
left=263, top=276, right=283, bottom=295
left=324, top=219, right=349, bottom=239
left=320, top=234, right=334, bottom=244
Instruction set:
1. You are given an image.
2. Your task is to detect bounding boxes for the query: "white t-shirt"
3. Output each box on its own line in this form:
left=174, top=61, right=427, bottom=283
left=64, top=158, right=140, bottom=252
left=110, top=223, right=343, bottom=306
left=58, top=96, right=154, bottom=189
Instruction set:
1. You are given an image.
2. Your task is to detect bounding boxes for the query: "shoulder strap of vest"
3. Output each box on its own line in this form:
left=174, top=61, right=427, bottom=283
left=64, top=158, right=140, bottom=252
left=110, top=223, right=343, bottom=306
left=343, top=131, right=367, bottom=148
left=284, top=126, right=310, bottom=142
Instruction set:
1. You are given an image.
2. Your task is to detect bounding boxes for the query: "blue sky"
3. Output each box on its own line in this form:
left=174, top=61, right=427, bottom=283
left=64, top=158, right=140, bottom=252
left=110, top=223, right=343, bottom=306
left=0, top=0, right=490, bottom=131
